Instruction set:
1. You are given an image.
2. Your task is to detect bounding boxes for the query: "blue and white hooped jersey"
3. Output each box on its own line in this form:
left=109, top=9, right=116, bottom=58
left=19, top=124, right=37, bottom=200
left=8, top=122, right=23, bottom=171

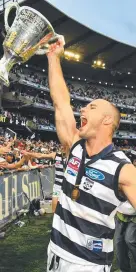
left=53, top=152, right=66, bottom=197
left=50, top=140, right=130, bottom=266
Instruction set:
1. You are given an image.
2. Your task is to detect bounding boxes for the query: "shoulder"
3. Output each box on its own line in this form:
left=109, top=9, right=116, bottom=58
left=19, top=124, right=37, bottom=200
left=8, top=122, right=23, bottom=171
left=106, top=150, right=131, bottom=164
left=70, top=139, right=85, bottom=158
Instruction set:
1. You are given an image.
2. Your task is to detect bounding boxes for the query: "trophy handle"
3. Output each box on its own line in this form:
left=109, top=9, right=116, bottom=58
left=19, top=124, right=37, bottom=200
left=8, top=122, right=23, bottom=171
left=4, top=2, right=20, bottom=33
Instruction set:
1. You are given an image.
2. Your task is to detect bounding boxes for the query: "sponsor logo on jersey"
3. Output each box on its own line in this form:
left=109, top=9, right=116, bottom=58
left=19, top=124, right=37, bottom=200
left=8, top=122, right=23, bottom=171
left=87, top=239, right=103, bottom=252
left=67, top=169, right=77, bottom=176
left=85, top=168, right=105, bottom=181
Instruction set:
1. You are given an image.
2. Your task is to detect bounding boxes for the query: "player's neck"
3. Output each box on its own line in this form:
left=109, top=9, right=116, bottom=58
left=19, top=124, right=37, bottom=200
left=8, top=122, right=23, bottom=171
left=86, top=136, right=112, bottom=157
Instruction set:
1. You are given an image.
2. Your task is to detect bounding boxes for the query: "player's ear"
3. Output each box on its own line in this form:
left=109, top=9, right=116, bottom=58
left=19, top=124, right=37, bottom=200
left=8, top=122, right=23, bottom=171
left=103, top=115, right=113, bottom=126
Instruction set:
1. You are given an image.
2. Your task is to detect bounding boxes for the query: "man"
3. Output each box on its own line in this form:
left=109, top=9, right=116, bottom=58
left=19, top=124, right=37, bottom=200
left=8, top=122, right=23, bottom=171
left=52, top=146, right=68, bottom=213
left=114, top=155, right=136, bottom=272
left=0, top=153, right=29, bottom=170
left=21, top=146, right=68, bottom=213
left=45, top=37, right=136, bottom=272
left=5, top=152, right=15, bottom=164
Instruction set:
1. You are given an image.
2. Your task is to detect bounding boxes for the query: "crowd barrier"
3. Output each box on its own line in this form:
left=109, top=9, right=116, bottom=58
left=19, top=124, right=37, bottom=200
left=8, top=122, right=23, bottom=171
left=0, top=167, right=54, bottom=229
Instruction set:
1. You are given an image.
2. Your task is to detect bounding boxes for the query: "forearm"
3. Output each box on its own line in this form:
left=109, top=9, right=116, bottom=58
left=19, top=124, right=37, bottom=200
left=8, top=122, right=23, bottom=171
left=8, top=157, right=26, bottom=169
left=46, top=38, right=78, bottom=147
left=30, top=152, right=55, bottom=159
left=48, top=56, right=70, bottom=107
left=42, top=152, right=55, bottom=159
left=22, top=152, right=43, bottom=159
left=28, top=152, right=42, bottom=159
left=52, top=197, right=58, bottom=213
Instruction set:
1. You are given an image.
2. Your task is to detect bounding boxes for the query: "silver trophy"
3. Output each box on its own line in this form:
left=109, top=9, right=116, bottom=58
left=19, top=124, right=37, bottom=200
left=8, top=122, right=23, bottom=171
left=0, top=3, right=59, bottom=86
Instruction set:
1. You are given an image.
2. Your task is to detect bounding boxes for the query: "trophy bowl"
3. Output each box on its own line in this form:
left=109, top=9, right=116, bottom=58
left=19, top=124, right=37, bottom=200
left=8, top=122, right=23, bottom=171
left=0, top=3, right=59, bottom=86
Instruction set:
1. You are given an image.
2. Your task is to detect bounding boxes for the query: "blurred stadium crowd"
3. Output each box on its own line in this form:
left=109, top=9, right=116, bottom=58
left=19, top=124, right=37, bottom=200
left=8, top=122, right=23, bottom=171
left=0, top=64, right=136, bottom=174
left=13, top=66, right=136, bottom=107
left=0, top=134, right=61, bottom=173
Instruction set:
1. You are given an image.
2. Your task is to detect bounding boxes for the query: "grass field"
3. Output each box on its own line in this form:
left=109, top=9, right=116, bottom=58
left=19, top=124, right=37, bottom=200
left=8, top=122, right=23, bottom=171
left=0, top=214, right=135, bottom=272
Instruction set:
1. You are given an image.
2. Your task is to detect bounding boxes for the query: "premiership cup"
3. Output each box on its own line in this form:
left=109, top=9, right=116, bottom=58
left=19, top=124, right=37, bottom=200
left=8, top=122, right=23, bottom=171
left=0, top=3, right=59, bottom=86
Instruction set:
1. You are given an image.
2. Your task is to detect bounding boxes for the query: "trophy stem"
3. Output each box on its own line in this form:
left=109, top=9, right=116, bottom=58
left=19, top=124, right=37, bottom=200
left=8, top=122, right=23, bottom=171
left=0, top=53, right=17, bottom=87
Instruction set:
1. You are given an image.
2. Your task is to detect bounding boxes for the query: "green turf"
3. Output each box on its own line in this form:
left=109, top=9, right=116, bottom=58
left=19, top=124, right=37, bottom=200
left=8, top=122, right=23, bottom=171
left=0, top=215, right=52, bottom=272
left=0, top=215, right=135, bottom=272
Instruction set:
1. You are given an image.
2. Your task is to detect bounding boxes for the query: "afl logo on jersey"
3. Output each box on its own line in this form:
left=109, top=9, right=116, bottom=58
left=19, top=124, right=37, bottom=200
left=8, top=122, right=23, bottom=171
left=55, top=161, right=61, bottom=166
left=68, top=157, right=81, bottom=172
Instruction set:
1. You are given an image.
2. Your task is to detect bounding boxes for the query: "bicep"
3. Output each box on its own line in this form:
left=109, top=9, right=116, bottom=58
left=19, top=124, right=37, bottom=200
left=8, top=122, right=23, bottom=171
left=7, top=163, right=15, bottom=169
left=55, top=104, right=80, bottom=148
left=119, top=164, right=136, bottom=209
left=30, top=152, right=42, bottom=159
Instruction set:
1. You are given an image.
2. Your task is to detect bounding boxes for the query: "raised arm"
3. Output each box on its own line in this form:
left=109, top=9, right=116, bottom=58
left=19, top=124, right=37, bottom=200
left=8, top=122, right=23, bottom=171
left=6, top=156, right=28, bottom=170
left=21, top=151, right=56, bottom=160
left=47, top=38, right=80, bottom=149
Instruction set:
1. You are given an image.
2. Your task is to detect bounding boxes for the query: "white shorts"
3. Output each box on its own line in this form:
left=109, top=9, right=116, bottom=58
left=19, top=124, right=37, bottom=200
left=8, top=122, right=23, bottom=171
left=47, top=246, right=112, bottom=272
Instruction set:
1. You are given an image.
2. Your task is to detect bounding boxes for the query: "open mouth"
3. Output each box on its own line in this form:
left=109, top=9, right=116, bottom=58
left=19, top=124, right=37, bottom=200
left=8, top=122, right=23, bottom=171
left=80, top=116, right=88, bottom=128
